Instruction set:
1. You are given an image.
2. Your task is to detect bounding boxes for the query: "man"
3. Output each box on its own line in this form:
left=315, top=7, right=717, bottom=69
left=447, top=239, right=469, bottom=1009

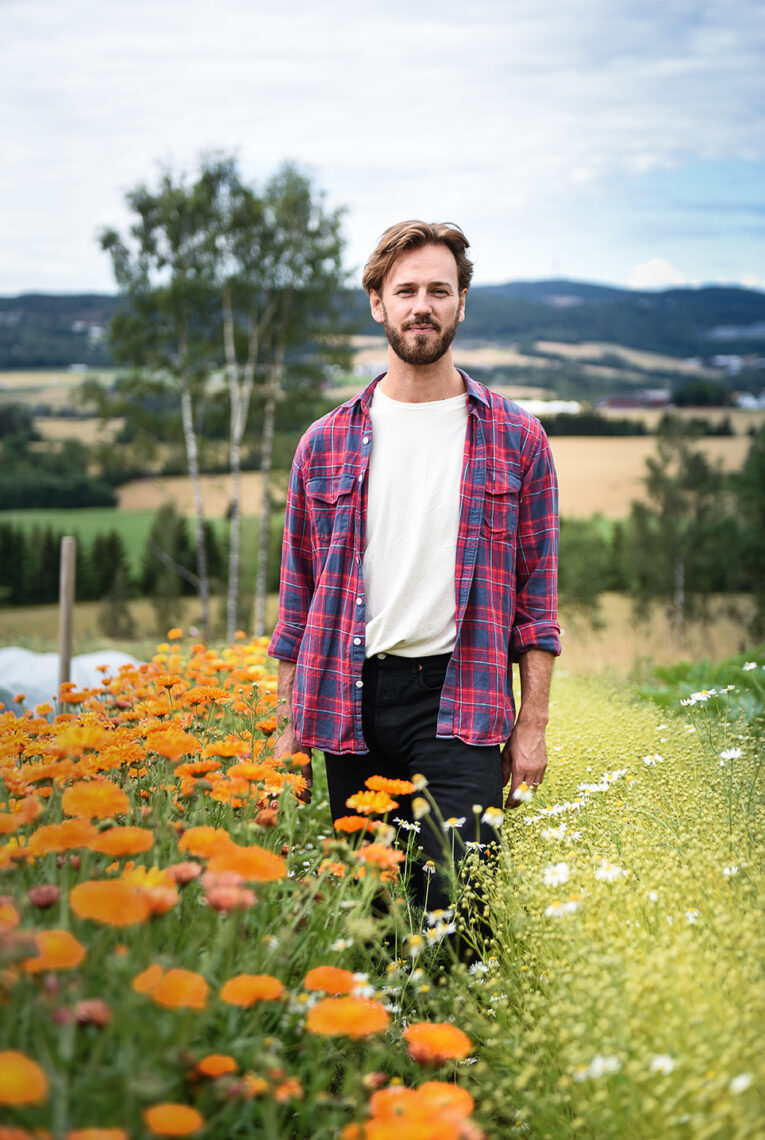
left=269, top=221, right=560, bottom=910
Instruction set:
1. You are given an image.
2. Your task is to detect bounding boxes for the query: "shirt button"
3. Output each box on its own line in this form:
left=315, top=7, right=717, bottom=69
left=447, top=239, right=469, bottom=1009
left=356, top=597, right=362, bottom=605
left=363, top=436, right=369, bottom=444
left=353, top=637, right=361, bottom=646
left=355, top=680, right=364, bottom=689
left=377, top=652, right=387, bottom=660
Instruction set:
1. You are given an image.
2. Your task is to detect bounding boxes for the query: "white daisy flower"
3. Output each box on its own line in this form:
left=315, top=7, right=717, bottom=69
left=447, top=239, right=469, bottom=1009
left=649, top=1054, right=676, bottom=1075
left=543, top=862, right=570, bottom=887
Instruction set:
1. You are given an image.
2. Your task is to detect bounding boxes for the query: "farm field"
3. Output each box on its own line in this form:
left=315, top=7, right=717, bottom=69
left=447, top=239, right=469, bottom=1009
left=549, top=435, right=751, bottom=518
left=0, top=594, right=754, bottom=680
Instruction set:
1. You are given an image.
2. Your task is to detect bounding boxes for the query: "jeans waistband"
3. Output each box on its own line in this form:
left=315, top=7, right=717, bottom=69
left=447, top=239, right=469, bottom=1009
left=364, top=651, right=452, bottom=672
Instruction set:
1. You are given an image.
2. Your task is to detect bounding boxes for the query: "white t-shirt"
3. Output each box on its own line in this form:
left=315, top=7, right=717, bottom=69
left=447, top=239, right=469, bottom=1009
left=364, top=386, right=468, bottom=658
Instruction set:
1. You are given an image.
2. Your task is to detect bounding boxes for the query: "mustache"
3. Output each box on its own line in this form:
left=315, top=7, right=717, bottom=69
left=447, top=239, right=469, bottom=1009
left=404, top=318, right=439, bottom=331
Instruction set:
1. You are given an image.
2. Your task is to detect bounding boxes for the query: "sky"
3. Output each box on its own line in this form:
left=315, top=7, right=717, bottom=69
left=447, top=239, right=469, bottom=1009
left=1, top=0, right=764, bottom=295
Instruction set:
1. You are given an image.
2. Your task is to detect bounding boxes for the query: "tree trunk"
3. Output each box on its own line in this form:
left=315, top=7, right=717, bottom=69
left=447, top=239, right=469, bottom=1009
left=180, top=380, right=210, bottom=639
left=672, top=550, right=685, bottom=648
left=254, top=360, right=281, bottom=637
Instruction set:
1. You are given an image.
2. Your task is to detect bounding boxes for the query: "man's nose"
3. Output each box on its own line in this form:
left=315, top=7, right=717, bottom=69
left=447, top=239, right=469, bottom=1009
left=412, top=290, right=433, bottom=314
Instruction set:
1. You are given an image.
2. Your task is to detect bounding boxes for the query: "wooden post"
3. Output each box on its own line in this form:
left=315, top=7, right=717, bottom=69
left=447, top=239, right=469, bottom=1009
left=58, top=536, right=76, bottom=695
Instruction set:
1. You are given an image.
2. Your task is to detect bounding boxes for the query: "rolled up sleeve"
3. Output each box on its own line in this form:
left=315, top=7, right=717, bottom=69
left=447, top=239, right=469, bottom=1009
left=510, top=428, right=561, bottom=659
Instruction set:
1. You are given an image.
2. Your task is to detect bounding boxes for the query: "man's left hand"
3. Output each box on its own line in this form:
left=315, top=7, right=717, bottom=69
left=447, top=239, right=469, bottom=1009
left=502, top=718, right=548, bottom=808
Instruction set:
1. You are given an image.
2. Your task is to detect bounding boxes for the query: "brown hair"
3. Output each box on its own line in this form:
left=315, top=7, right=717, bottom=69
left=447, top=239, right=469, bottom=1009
left=362, top=220, right=473, bottom=295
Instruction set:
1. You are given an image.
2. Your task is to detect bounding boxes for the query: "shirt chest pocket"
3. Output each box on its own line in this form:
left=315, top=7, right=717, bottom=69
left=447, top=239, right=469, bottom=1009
left=483, top=467, right=521, bottom=538
left=306, top=471, right=356, bottom=545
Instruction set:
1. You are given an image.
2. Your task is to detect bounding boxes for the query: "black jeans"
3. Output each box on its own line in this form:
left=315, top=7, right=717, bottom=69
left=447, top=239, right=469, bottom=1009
left=324, top=653, right=503, bottom=911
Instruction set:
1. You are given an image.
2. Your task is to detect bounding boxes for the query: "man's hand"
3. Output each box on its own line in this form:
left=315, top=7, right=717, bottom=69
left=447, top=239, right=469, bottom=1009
left=502, top=718, right=547, bottom=808
left=502, top=649, right=554, bottom=809
left=274, top=659, right=312, bottom=804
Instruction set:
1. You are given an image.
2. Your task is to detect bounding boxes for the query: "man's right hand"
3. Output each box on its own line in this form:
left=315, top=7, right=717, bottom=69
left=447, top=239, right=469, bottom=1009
left=273, top=724, right=313, bottom=804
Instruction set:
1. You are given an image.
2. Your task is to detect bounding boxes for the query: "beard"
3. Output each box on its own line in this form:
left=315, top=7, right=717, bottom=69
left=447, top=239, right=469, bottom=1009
left=381, top=306, right=460, bottom=366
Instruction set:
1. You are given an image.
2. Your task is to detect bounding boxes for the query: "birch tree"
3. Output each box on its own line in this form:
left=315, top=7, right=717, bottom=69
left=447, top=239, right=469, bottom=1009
left=100, top=171, right=219, bottom=637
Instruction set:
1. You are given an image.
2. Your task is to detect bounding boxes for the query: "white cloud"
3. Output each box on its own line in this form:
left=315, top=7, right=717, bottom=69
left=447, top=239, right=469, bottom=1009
left=0, top=0, right=764, bottom=290
left=627, top=258, right=689, bottom=289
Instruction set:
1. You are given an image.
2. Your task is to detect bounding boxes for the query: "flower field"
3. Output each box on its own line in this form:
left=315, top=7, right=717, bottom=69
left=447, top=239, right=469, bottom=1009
left=0, top=635, right=762, bottom=1139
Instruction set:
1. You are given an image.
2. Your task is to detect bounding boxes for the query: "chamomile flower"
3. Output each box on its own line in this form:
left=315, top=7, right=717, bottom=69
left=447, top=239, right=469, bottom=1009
left=481, top=806, right=504, bottom=829
left=720, top=748, right=743, bottom=761
left=542, top=862, right=570, bottom=887
left=512, top=782, right=534, bottom=803
left=443, top=816, right=466, bottom=830
left=594, top=860, right=624, bottom=882
left=649, top=1054, right=676, bottom=1075
left=730, top=1073, right=752, bottom=1094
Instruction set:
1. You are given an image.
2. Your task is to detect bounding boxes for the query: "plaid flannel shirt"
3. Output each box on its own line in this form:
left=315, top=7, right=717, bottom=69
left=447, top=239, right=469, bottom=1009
left=269, top=371, right=560, bottom=754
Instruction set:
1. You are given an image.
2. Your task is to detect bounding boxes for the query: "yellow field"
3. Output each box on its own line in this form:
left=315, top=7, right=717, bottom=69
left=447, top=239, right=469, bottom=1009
left=599, top=405, right=765, bottom=433
left=534, top=340, right=710, bottom=374
left=35, top=416, right=124, bottom=443
left=116, top=470, right=290, bottom=515
left=550, top=434, right=750, bottom=518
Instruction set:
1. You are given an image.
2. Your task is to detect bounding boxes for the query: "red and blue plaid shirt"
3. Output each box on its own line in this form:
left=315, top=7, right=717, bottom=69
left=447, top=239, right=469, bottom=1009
left=269, top=371, right=560, bottom=753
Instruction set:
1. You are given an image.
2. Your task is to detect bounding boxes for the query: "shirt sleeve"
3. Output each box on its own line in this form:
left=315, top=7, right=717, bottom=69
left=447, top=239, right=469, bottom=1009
left=510, top=425, right=561, bottom=659
left=268, top=442, right=314, bottom=663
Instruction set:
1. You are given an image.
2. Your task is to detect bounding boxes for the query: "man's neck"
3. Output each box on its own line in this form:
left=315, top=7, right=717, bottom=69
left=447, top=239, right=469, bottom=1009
left=378, top=350, right=466, bottom=403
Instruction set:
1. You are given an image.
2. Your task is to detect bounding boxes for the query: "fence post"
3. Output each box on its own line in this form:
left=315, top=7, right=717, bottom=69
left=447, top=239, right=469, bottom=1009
left=58, top=536, right=76, bottom=696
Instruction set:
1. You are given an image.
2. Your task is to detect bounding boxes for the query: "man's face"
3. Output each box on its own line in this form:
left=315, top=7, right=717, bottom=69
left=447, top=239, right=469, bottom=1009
left=370, top=243, right=466, bottom=367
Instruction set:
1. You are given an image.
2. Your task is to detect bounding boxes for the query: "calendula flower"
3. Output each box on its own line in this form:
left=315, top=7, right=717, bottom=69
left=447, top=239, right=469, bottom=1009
left=70, top=879, right=151, bottom=926
left=364, top=775, right=416, bottom=795
left=206, top=841, right=287, bottom=883
left=90, top=827, right=154, bottom=857
left=0, top=1050, right=49, bottom=1105
left=26, top=819, right=99, bottom=856
left=195, top=1054, right=238, bottom=1078
left=150, top=968, right=209, bottom=1011
left=22, top=929, right=87, bottom=973
left=345, top=790, right=399, bottom=816
left=27, top=884, right=61, bottom=909
left=306, top=996, right=389, bottom=1038
left=304, top=965, right=357, bottom=994
left=403, top=1022, right=473, bottom=1064
left=333, top=815, right=373, bottom=833
left=220, top=974, right=284, bottom=1006
left=142, top=1103, right=204, bottom=1136
left=67, top=1129, right=128, bottom=1140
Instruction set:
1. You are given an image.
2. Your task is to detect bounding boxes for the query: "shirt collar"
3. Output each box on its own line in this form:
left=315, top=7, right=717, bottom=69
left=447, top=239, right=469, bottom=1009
left=349, top=368, right=490, bottom=414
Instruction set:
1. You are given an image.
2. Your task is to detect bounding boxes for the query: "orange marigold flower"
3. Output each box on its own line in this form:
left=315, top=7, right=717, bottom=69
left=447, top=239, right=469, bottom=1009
left=146, top=729, right=200, bottom=762
left=219, top=974, right=284, bottom=1006
left=132, top=964, right=164, bottom=995
left=174, top=759, right=222, bottom=779
left=240, top=1073, right=268, bottom=1098
left=26, top=819, right=99, bottom=856
left=0, top=902, right=20, bottom=930
left=142, top=1104, right=204, bottom=1136
left=206, top=842, right=287, bottom=883
left=22, top=929, right=87, bottom=973
left=177, top=826, right=232, bottom=858
left=257, top=716, right=277, bottom=736
left=151, top=968, right=209, bottom=1011
left=333, top=815, right=373, bottom=833
left=305, top=996, right=389, bottom=1039
left=167, top=629, right=183, bottom=641
left=357, top=843, right=406, bottom=871
left=195, top=1054, right=238, bottom=1078
left=273, top=1076, right=303, bottom=1103
left=70, top=880, right=151, bottom=927
left=121, top=866, right=178, bottom=915
left=344, top=790, right=398, bottom=816
left=0, top=796, right=43, bottom=833
left=303, top=965, right=357, bottom=995
left=61, top=781, right=130, bottom=820
left=0, top=1050, right=48, bottom=1105
left=67, top=1129, right=128, bottom=1140
left=403, top=1023, right=473, bottom=1065
left=90, top=827, right=154, bottom=857
left=365, top=775, right=416, bottom=796
left=154, top=674, right=183, bottom=689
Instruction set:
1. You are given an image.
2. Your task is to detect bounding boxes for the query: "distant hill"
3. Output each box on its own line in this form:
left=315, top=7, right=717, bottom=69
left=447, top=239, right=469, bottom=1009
left=1, top=282, right=764, bottom=369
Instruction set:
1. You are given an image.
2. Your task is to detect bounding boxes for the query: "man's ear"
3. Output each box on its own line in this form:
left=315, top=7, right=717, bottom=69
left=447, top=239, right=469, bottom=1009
left=369, top=289, right=384, bottom=325
left=458, top=288, right=467, bottom=323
